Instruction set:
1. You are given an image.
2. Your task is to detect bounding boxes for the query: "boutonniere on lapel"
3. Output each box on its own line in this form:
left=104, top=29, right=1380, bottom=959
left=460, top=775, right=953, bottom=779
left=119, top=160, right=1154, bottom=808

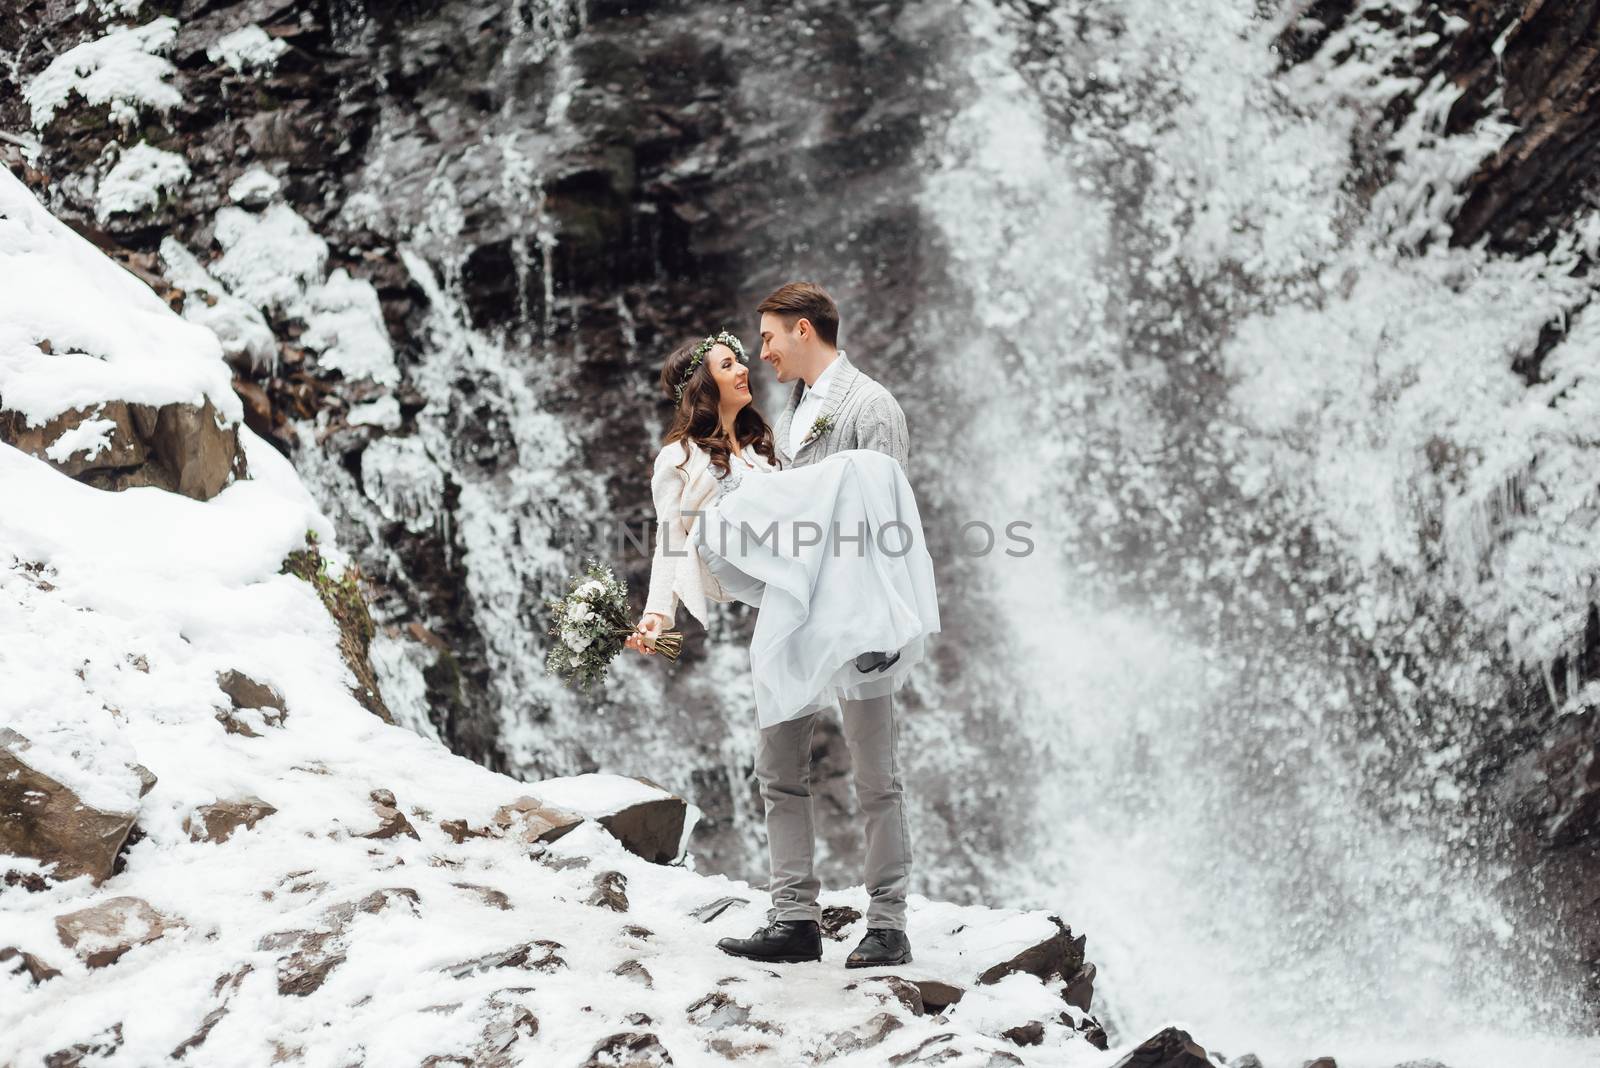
left=801, top=411, right=835, bottom=448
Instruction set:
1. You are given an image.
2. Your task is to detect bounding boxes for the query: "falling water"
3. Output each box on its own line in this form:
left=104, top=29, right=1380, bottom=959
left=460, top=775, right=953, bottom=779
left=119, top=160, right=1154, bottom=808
left=906, top=2, right=1599, bottom=1065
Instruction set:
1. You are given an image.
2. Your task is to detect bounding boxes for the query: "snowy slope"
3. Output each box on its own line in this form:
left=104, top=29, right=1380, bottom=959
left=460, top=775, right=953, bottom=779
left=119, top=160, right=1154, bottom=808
left=0, top=169, right=1110, bottom=1067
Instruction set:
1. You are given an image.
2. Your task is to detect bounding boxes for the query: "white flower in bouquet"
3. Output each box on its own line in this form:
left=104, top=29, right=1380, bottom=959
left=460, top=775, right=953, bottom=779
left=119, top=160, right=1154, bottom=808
left=544, top=560, right=684, bottom=690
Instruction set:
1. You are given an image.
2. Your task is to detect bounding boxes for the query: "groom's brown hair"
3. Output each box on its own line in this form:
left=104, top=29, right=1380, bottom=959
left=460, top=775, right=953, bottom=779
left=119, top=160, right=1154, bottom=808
left=756, top=282, right=839, bottom=347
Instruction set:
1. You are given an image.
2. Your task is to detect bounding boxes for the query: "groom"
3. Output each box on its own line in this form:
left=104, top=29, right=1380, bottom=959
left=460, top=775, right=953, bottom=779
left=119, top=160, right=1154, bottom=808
left=715, top=281, right=915, bottom=969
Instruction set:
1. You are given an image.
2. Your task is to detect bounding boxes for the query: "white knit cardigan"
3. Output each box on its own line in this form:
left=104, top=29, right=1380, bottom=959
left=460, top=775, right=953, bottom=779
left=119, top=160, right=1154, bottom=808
left=642, top=438, right=775, bottom=627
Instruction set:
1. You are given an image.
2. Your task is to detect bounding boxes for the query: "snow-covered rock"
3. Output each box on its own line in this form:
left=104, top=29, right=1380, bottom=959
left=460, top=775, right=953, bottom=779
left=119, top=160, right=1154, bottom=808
left=206, top=24, right=289, bottom=73
left=0, top=170, right=249, bottom=500
left=23, top=18, right=182, bottom=129
left=0, top=730, right=147, bottom=885
left=94, top=141, right=191, bottom=222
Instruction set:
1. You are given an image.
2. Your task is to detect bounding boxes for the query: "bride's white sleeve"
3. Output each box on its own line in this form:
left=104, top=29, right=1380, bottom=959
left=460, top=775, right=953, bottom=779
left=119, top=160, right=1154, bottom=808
left=642, top=445, right=686, bottom=625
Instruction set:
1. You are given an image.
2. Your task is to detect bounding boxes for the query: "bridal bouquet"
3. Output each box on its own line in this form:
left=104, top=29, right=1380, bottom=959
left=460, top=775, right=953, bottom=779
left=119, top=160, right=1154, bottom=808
left=544, top=561, right=683, bottom=690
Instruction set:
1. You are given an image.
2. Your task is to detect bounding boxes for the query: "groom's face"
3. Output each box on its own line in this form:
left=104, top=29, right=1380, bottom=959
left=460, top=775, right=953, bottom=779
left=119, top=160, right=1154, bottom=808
left=758, top=312, right=801, bottom=383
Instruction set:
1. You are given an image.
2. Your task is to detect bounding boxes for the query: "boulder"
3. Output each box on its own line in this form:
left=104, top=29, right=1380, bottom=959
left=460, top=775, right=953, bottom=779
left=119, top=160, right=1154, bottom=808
left=818, top=1012, right=904, bottom=1060
left=588, top=870, right=629, bottom=912
left=170, top=964, right=252, bottom=1059
left=583, top=1032, right=673, bottom=1067
left=0, top=396, right=248, bottom=501
left=185, top=796, right=277, bottom=843
left=1110, top=1027, right=1212, bottom=1068
left=55, top=896, right=185, bottom=968
left=690, top=895, right=748, bottom=922
left=214, top=669, right=287, bottom=736
left=909, top=978, right=965, bottom=1013
left=613, top=958, right=653, bottom=986
left=1305, top=1060, right=1338, bottom=1068
left=0, top=732, right=141, bottom=884
left=820, top=904, right=862, bottom=940
left=44, top=1023, right=123, bottom=1068
left=885, top=1034, right=972, bottom=1065
left=443, top=940, right=566, bottom=980
left=685, top=991, right=752, bottom=1030
left=260, top=888, right=417, bottom=995
left=594, top=781, right=688, bottom=865
left=441, top=818, right=493, bottom=844
left=0, top=946, right=61, bottom=984
left=977, top=916, right=1086, bottom=985
left=492, top=796, right=583, bottom=846
left=361, top=788, right=419, bottom=841
left=1002, top=1021, right=1044, bottom=1046
left=525, top=774, right=689, bottom=864
left=1062, top=961, right=1096, bottom=1011
left=847, top=974, right=925, bottom=1015
left=451, top=882, right=512, bottom=910
left=422, top=991, right=539, bottom=1068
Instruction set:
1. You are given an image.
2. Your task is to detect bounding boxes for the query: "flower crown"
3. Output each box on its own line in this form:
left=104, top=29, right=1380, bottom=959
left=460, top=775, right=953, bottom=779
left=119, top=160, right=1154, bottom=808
left=674, top=330, right=746, bottom=403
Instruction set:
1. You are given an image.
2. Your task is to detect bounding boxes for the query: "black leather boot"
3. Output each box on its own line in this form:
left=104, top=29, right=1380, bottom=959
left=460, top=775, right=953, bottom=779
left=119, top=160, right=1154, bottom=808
left=846, top=926, right=912, bottom=968
left=716, top=919, right=823, bottom=964
left=854, top=650, right=902, bottom=673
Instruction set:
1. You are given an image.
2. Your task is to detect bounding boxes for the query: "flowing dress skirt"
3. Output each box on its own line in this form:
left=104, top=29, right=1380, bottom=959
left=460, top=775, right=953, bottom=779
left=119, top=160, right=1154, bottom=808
left=694, top=448, right=941, bottom=729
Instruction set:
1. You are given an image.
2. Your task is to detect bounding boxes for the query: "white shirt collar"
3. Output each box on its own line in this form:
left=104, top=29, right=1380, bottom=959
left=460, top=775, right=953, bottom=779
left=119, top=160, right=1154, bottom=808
left=802, top=350, right=845, bottom=401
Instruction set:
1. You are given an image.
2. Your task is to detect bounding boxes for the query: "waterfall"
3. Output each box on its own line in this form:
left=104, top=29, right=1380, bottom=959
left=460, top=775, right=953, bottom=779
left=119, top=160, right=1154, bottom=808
left=904, top=2, right=1598, bottom=1064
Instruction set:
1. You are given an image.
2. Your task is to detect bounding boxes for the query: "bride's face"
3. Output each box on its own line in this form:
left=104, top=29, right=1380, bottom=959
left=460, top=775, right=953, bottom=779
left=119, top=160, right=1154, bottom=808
left=707, top=343, right=752, bottom=408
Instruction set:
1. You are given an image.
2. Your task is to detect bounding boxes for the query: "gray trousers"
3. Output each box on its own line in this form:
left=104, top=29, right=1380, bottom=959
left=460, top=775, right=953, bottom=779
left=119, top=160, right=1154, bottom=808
left=755, top=692, right=912, bottom=931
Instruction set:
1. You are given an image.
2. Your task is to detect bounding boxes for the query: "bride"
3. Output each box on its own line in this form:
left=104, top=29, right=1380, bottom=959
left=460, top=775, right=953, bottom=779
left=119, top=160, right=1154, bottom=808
left=625, top=330, right=940, bottom=731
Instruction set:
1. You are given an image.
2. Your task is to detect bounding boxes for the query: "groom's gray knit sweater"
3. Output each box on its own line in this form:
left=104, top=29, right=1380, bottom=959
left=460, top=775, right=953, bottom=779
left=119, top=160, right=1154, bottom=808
left=772, top=350, right=908, bottom=468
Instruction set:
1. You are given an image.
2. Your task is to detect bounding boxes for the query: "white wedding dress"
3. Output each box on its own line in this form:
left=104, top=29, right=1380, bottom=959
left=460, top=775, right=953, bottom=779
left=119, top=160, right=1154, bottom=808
left=694, top=447, right=942, bottom=729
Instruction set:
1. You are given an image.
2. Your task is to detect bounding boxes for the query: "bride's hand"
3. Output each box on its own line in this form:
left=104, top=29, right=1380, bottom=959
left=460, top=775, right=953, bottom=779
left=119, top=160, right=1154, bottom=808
left=625, top=613, right=668, bottom=655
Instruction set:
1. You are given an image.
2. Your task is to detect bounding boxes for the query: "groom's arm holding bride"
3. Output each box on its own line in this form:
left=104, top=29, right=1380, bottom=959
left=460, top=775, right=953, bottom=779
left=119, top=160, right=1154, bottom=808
left=854, top=392, right=910, bottom=469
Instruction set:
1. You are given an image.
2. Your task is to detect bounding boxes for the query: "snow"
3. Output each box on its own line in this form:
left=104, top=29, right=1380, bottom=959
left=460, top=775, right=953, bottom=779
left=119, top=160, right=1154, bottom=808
left=24, top=18, right=181, bottom=129
left=94, top=140, right=190, bottom=222
left=206, top=24, right=289, bottom=72
left=206, top=208, right=397, bottom=384
left=0, top=704, right=142, bottom=817
left=0, top=161, right=1101, bottom=1068
left=0, top=170, right=242, bottom=428
left=210, top=203, right=329, bottom=315
left=157, top=237, right=278, bottom=375
left=346, top=394, right=402, bottom=430
left=301, top=268, right=400, bottom=386
left=42, top=415, right=116, bottom=463
left=533, top=773, right=676, bottom=818
left=227, top=166, right=282, bottom=206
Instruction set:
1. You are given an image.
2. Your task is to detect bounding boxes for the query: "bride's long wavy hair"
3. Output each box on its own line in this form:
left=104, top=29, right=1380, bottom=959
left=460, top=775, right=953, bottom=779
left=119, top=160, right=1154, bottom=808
left=659, top=337, right=782, bottom=478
